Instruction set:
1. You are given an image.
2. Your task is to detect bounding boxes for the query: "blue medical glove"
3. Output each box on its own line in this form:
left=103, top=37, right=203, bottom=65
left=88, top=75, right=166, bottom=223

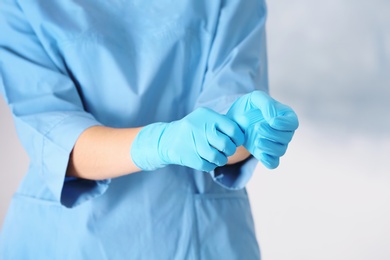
left=131, top=108, right=245, bottom=172
left=227, top=91, right=299, bottom=169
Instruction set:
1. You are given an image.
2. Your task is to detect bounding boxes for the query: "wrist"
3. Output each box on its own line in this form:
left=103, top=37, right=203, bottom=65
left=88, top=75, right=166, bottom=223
left=227, top=146, right=251, bottom=165
left=130, top=122, right=168, bottom=171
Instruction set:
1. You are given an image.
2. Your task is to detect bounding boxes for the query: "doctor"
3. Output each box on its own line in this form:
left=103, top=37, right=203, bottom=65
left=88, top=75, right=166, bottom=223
left=0, top=0, right=298, bottom=259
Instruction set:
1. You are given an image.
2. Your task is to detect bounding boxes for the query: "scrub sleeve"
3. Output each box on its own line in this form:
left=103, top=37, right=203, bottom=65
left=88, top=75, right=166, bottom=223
left=0, top=1, right=109, bottom=208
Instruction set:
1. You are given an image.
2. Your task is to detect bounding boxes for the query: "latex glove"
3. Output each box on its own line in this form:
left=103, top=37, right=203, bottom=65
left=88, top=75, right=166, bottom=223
left=227, top=91, right=299, bottom=169
left=131, top=107, right=245, bottom=172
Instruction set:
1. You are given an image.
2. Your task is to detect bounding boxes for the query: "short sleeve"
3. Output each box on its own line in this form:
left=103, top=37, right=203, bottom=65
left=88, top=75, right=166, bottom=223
left=0, top=1, right=109, bottom=207
left=194, top=0, right=268, bottom=189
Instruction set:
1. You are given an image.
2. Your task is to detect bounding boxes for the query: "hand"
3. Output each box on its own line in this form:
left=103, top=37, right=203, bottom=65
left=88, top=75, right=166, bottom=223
left=131, top=108, right=244, bottom=172
left=226, top=91, right=299, bottom=169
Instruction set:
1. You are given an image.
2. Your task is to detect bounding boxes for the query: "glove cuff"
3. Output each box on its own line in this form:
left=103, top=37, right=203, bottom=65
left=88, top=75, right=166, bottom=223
left=131, top=122, right=168, bottom=171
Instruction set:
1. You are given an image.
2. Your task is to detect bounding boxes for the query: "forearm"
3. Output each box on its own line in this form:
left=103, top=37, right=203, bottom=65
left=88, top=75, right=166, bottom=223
left=66, top=124, right=249, bottom=181
left=227, top=146, right=251, bottom=165
left=66, top=126, right=142, bottom=180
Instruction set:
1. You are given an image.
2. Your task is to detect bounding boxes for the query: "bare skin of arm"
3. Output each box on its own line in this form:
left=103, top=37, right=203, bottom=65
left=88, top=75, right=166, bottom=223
left=66, top=125, right=251, bottom=180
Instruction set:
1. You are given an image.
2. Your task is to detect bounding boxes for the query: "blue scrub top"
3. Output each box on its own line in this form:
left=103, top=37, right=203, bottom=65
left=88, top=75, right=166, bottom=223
left=0, top=0, right=268, bottom=259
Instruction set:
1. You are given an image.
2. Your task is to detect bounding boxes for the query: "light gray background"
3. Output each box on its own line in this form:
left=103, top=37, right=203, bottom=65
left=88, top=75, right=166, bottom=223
left=1, top=0, right=390, bottom=259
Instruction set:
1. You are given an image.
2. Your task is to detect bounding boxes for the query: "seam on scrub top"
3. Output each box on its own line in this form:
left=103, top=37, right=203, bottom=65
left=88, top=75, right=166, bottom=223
left=42, top=113, right=73, bottom=137
left=198, top=1, right=223, bottom=94
left=194, top=192, right=247, bottom=200
left=40, top=114, right=76, bottom=202
left=43, top=113, right=96, bottom=150
left=192, top=194, right=202, bottom=260
left=90, top=209, right=110, bottom=260
left=12, top=193, right=62, bottom=206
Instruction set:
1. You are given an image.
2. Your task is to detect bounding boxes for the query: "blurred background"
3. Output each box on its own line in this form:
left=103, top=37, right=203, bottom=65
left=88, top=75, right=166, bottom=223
left=247, top=0, right=390, bottom=259
left=1, top=0, right=389, bottom=259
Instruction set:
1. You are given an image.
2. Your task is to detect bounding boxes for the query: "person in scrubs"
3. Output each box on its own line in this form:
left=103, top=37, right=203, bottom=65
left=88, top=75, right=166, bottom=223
left=0, top=0, right=298, bottom=259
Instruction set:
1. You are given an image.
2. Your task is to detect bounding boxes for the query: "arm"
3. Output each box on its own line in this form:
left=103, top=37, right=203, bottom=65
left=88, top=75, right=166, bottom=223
left=0, top=1, right=105, bottom=207
left=66, top=126, right=142, bottom=180
left=0, top=1, right=250, bottom=207
left=66, top=125, right=250, bottom=181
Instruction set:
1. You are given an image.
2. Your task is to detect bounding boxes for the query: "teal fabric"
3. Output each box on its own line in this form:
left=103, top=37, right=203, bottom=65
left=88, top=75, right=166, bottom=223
left=0, top=0, right=268, bottom=259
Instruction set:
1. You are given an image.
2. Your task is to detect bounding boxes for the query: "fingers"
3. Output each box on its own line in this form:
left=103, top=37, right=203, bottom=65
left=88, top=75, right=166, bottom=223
left=256, top=138, right=288, bottom=157
left=245, top=121, right=295, bottom=169
left=184, top=137, right=224, bottom=172
left=249, top=91, right=278, bottom=121
left=207, top=129, right=237, bottom=157
left=197, top=110, right=245, bottom=169
left=257, top=122, right=294, bottom=144
left=195, top=159, right=218, bottom=172
left=260, top=153, right=280, bottom=169
left=249, top=91, right=299, bottom=131
left=214, top=115, right=245, bottom=147
left=182, top=108, right=247, bottom=171
left=200, top=113, right=243, bottom=166
left=252, top=147, right=280, bottom=169
left=269, top=102, right=299, bottom=131
left=197, top=142, right=228, bottom=168
left=185, top=106, right=295, bottom=171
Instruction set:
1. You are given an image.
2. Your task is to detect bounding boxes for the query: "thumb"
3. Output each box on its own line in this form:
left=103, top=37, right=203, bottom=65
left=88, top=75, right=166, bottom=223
left=249, top=90, right=278, bottom=122
left=249, top=91, right=299, bottom=131
left=270, top=103, right=299, bottom=131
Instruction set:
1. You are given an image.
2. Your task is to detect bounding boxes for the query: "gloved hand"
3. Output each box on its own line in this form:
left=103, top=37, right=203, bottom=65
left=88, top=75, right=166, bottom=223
left=227, top=91, right=299, bottom=169
left=131, top=107, right=245, bottom=172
